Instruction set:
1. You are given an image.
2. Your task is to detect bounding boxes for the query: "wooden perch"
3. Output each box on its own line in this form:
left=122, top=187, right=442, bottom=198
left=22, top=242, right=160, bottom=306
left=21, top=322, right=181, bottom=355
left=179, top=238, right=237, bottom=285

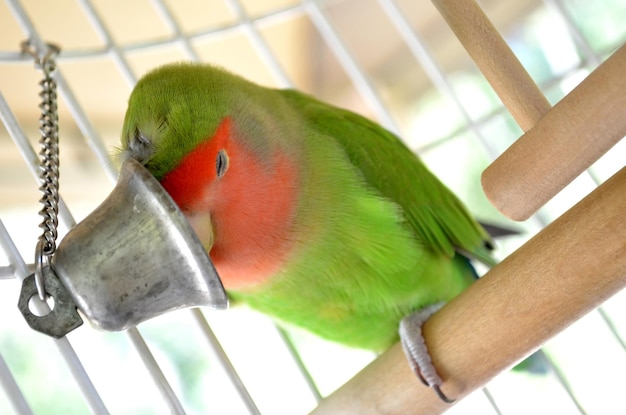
left=482, top=44, right=626, bottom=220
left=433, top=0, right=626, bottom=220
left=432, top=0, right=551, bottom=131
left=311, top=165, right=626, bottom=415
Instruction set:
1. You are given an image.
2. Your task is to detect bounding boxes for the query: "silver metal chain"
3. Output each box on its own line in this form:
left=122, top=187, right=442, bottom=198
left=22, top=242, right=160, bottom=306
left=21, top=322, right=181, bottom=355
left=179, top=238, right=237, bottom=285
left=21, top=40, right=62, bottom=301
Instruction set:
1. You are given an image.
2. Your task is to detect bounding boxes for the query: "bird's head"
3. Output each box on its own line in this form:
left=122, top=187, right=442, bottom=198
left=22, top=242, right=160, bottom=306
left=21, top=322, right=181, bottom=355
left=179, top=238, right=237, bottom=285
left=118, top=62, right=302, bottom=290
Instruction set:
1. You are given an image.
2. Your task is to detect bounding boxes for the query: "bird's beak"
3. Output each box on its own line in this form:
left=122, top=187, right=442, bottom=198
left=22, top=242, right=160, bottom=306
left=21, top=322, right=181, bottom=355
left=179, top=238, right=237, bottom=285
left=186, top=211, right=215, bottom=252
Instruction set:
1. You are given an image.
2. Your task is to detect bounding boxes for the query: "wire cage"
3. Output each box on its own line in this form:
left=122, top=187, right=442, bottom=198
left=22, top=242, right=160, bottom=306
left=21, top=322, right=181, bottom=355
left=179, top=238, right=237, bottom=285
left=1, top=0, right=625, bottom=414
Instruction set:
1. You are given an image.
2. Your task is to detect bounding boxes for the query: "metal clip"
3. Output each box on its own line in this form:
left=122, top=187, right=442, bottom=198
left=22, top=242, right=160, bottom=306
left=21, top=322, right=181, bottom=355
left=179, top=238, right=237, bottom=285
left=20, top=40, right=60, bottom=70
left=18, top=266, right=83, bottom=339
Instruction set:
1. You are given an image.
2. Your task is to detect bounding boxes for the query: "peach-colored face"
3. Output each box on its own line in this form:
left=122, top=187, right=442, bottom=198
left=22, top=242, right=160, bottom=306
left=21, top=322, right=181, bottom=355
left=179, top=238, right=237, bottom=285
left=161, top=117, right=300, bottom=291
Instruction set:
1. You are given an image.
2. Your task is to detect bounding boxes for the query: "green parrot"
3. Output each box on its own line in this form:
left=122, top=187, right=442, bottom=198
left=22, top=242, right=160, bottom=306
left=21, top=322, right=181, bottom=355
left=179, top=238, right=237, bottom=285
left=118, top=62, right=497, bottom=401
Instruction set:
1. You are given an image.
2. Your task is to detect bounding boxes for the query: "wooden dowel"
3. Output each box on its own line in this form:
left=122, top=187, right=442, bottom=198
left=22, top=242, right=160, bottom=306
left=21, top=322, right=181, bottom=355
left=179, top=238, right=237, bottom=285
left=431, top=0, right=552, bottom=131
left=311, top=166, right=626, bottom=415
left=482, top=44, right=626, bottom=220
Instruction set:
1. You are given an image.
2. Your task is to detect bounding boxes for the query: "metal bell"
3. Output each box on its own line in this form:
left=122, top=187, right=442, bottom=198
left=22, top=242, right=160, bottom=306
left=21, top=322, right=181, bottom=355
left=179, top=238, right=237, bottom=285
left=52, top=158, right=228, bottom=331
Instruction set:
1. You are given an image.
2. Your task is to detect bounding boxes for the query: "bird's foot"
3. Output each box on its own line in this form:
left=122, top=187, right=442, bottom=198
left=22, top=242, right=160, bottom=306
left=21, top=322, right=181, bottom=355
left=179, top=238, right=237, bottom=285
left=399, top=302, right=455, bottom=404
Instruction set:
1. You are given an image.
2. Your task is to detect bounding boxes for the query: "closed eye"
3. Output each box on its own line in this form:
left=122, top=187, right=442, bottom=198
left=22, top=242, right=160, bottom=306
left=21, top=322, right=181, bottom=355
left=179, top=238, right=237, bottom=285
left=135, top=129, right=150, bottom=146
left=129, top=128, right=155, bottom=164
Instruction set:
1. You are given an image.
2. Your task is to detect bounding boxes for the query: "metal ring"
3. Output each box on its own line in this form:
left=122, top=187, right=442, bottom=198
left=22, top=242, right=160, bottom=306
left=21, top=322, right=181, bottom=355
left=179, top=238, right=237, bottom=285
left=34, top=239, right=49, bottom=301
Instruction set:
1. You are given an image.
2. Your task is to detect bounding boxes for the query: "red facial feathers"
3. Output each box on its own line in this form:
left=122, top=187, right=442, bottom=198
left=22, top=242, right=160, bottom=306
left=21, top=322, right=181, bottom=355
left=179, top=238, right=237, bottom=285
left=160, top=117, right=300, bottom=290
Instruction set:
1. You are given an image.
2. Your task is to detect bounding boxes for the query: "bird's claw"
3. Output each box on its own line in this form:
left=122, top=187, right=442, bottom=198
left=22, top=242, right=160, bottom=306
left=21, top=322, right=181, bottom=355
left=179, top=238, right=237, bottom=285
left=432, top=384, right=456, bottom=404
left=399, top=302, right=455, bottom=404
left=412, top=358, right=455, bottom=404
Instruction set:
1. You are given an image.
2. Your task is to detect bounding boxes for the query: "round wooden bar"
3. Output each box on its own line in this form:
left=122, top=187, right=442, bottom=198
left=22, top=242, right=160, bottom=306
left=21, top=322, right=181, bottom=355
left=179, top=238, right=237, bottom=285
left=431, top=0, right=552, bottom=131
left=482, top=44, right=626, bottom=220
left=433, top=0, right=626, bottom=220
left=311, top=166, right=626, bottom=415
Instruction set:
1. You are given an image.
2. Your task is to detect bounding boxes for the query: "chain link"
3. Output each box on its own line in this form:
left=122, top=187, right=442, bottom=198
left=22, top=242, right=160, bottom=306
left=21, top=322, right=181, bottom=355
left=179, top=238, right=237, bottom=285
left=21, top=40, right=62, bottom=301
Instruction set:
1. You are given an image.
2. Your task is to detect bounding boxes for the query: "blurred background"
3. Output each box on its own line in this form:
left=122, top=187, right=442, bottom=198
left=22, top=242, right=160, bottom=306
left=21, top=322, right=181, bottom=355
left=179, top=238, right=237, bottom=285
left=1, top=0, right=625, bottom=414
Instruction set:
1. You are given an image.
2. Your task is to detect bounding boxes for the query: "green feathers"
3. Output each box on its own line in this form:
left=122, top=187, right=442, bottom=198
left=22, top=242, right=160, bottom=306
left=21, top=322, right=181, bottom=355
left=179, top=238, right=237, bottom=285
left=121, top=62, right=296, bottom=180
left=231, top=89, right=491, bottom=351
left=121, top=62, right=494, bottom=352
left=281, top=89, right=493, bottom=263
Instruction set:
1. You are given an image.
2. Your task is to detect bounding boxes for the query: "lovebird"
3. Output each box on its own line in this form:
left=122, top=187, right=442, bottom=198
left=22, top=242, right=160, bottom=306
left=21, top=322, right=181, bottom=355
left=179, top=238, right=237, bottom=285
left=118, top=62, right=498, bottom=401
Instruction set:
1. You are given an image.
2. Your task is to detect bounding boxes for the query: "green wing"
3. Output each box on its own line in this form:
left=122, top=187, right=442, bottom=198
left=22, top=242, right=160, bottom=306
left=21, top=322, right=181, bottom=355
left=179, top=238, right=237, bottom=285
left=281, top=89, right=494, bottom=266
